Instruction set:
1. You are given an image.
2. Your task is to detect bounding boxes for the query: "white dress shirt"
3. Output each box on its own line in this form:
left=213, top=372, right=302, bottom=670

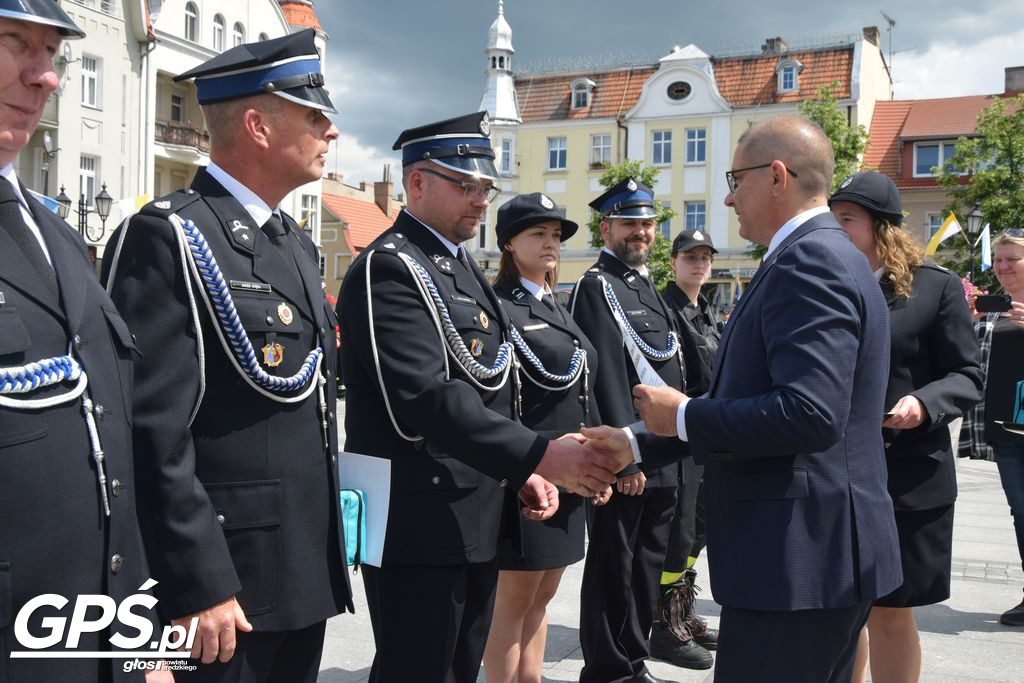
left=205, top=162, right=280, bottom=227
left=1, top=164, right=52, bottom=266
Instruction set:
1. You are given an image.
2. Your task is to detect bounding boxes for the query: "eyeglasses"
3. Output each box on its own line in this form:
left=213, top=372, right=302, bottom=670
left=679, top=253, right=714, bottom=265
left=725, top=162, right=799, bottom=193
left=418, top=167, right=500, bottom=202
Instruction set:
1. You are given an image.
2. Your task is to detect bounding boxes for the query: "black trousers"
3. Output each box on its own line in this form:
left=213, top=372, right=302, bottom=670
left=174, top=620, right=326, bottom=683
left=363, top=560, right=498, bottom=683
left=580, top=485, right=677, bottom=683
left=663, top=458, right=705, bottom=574
left=714, top=601, right=872, bottom=683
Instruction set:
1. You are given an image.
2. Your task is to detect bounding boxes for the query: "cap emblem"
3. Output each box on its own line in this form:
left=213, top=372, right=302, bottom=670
left=540, top=194, right=554, bottom=210
left=693, top=231, right=704, bottom=241
left=840, top=176, right=854, bottom=189
left=627, top=179, right=638, bottom=191
left=479, top=112, right=490, bottom=136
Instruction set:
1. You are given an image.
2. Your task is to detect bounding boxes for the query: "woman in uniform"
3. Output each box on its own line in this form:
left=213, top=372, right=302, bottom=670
left=482, top=192, right=607, bottom=683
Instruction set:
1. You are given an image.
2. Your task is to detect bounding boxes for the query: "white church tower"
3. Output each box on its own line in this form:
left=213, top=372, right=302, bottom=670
left=479, top=0, right=521, bottom=125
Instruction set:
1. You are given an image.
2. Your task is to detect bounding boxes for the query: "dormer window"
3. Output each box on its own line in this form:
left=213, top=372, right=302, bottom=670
left=776, top=59, right=803, bottom=93
left=571, top=78, right=596, bottom=110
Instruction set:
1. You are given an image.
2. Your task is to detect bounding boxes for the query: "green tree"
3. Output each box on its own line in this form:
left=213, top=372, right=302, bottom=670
left=586, top=160, right=677, bottom=288
left=747, top=82, right=871, bottom=260
left=798, top=81, right=871, bottom=192
left=936, top=93, right=1024, bottom=289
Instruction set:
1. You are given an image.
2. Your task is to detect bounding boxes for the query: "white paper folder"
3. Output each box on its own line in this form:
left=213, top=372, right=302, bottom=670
left=338, top=451, right=391, bottom=567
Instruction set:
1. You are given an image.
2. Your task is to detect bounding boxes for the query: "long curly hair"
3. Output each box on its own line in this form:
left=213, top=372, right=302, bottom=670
left=875, top=219, right=923, bottom=299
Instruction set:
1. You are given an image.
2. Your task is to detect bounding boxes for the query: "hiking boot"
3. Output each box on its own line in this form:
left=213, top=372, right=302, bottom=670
left=681, top=569, right=718, bottom=651
left=649, top=620, right=713, bottom=670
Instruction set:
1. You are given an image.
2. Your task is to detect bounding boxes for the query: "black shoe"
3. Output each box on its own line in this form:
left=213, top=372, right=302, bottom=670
left=649, top=622, right=713, bottom=670
left=1001, top=597, right=1024, bottom=626
left=686, top=615, right=719, bottom=651
left=629, top=670, right=680, bottom=683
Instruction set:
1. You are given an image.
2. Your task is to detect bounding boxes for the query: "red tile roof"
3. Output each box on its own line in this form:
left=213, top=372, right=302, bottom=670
left=280, top=2, right=322, bottom=31
left=863, top=100, right=912, bottom=177
left=518, top=66, right=656, bottom=122
left=515, top=46, right=854, bottom=123
left=321, top=194, right=398, bottom=255
left=899, top=95, right=998, bottom=139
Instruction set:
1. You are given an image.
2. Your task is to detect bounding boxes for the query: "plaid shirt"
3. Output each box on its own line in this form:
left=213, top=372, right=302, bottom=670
left=958, top=313, right=998, bottom=461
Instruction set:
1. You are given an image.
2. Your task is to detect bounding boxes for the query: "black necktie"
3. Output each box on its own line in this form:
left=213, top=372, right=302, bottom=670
left=262, top=214, right=301, bottom=285
left=0, top=180, right=58, bottom=298
left=542, top=292, right=566, bottom=323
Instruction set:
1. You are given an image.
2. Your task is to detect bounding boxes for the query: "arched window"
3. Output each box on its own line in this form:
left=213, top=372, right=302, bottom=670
left=776, top=59, right=803, bottom=93
left=184, top=2, right=198, bottom=42
left=570, top=78, right=595, bottom=110
left=498, top=56, right=504, bottom=69
left=212, top=15, right=225, bottom=52
left=259, top=32, right=269, bottom=42
left=233, top=23, right=245, bottom=47
left=491, top=56, right=496, bottom=69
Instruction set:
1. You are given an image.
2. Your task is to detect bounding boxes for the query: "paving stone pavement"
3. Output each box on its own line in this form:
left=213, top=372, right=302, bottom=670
left=320, top=400, right=1024, bottom=681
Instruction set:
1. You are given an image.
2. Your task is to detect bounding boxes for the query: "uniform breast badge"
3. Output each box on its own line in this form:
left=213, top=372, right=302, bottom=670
left=478, top=311, right=489, bottom=330
left=262, top=342, right=285, bottom=367
left=278, top=302, right=294, bottom=326
left=469, top=338, right=484, bottom=357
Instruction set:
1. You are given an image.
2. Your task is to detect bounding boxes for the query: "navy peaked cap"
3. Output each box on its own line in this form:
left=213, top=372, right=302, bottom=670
left=589, top=177, right=657, bottom=218
left=393, top=112, right=497, bottom=181
left=173, top=28, right=335, bottom=113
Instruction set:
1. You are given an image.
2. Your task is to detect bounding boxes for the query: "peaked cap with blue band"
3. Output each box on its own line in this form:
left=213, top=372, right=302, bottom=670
left=0, top=0, right=85, bottom=38
left=392, top=111, right=498, bottom=182
left=173, top=28, right=336, bottom=114
left=589, top=177, right=657, bottom=218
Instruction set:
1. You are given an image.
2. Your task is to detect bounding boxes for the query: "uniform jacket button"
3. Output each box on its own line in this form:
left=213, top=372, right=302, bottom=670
left=578, top=395, right=586, bottom=404
left=217, top=514, right=225, bottom=525
left=93, top=404, right=105, bottom=418
left=74, top=334, right=83, bottom=345
left=431, top=476, right=440, bottom=485
left=499, top=478, right=508, bottom=488
left=110, top=479, right=122, bottom=496
left=110, top=554, right=124, bottom=574
left=266, top=316, right=274, bottom=325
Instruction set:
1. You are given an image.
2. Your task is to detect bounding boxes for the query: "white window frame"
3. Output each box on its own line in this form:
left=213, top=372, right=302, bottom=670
left=233, top=22, right=245, bottom=47
left=300, top=194, right=318, bottom=235
left=685, top=201, right=706, bottom=231
left=547, top=137, right=567, bottom=171
left=685, top=128, right=706, bottom=164
left=658, top=201, right=671, bottom=239
left=925, top=213, right=945, bottom=239
left=212, top=15, right=226, bottom=52
left=652, top=130, right=672, bottom=166
left=913, top=141, right=964, bottom=178
left=500, top=137, right=513, bottom=175
left=81, top=55, right=100, bottom=108
left=333, top=253, right=345, bottom=280
left=170, top=90, right=184, bottom=123
left=570, top=78, right=595, bottom=110
left=79, top=155, right=98, bottom=209
left=590, top=133, right=611, bottom=166
left=184, top=2, right=198, bottom=42
left=777, top=60, right=802, bottom=93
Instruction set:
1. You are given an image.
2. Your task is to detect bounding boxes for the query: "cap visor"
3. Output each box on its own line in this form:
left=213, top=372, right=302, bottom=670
left=274, top=86, right=337, bottom=114
left=431, top=157, right=499, bottom=182
left=607, top=206, right=657, bottom=218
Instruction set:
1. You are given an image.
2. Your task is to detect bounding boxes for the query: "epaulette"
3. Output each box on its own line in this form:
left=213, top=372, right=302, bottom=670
left=919, top=261, right=950, bottom=274
left=138, top=188, right=202, bottom=217
left=373, top=230, right=409, bottom=254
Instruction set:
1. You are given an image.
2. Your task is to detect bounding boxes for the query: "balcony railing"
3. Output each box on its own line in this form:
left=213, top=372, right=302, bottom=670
left=155, top=120, right=210, bottom=154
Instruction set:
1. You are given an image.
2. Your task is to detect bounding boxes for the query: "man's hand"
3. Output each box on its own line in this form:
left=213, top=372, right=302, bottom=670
left=591, top=485, right=613, bottom=506
left=883, top=395, right=927, bottom=430
left=534, top=437, right=619, bottom=497
left=173, top=596, right=252, bottom=664
left=579, top=425, right=631, bottom=465
left=617, top=471, right=646, bottom=496
left=519, top=473, right=559, bottom=521
left=633, top=384, right=686, bottom=436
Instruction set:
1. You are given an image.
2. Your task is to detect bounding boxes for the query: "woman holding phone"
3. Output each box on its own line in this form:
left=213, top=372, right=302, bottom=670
left=482, top=192, right=606, bottom=683
left=830, top=172, right=983, bottom=683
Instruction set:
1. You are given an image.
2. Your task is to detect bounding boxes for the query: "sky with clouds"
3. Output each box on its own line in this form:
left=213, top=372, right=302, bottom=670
left=315, top=0, right=1024, bottom=185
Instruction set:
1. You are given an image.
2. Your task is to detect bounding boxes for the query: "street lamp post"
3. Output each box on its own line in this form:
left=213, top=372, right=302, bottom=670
left=55, top=183, right=114, bottom=243
left=964, top=205, right=985, bottom=282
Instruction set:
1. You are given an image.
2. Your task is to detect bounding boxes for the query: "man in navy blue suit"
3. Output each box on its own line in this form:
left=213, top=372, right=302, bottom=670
left=623, top=117, right=903, bottom=682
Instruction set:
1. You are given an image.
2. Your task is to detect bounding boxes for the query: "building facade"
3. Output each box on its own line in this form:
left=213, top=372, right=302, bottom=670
left=864, top=66, right=1024, bottom=245
left=16, top=0, right=329, bottom=261
left=477, top=3, right=893, bottom=290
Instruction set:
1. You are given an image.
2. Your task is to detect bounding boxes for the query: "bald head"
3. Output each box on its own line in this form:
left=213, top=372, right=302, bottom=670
left=737, top=117, right=834, bottom=200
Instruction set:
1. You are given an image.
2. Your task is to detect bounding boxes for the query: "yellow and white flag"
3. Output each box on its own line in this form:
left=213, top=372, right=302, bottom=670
left=924, top=214, right=962, bottom=255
